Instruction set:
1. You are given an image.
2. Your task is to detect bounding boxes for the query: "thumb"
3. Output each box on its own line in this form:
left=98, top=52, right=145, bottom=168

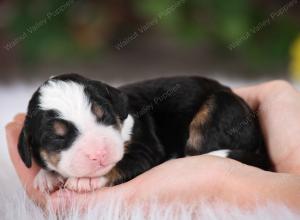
left=6, top=114, right=46, bottom=207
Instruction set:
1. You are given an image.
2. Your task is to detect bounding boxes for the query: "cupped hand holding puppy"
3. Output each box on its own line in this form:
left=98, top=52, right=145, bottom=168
left=5, top=80, right=300, bottom=212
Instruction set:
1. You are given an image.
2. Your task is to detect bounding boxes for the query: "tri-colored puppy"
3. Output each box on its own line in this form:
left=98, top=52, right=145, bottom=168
left=18, top=74, right=271, bottom=192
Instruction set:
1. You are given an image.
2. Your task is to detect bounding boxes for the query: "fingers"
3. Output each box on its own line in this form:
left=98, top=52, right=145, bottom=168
left=234, top=80, right=298, bottom=110
left=234, top=81, right=300, bottom=174
left=13, top=113, right=26, bottom=124
left=233, top=85, right=261, bottom=110
left=5, top=114, right=46, bottom=206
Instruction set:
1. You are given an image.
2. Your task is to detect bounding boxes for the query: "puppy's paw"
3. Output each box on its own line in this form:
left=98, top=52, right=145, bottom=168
left=33, top=170, right=65, bottom=193
left=64, top=177, right=108, bottom=192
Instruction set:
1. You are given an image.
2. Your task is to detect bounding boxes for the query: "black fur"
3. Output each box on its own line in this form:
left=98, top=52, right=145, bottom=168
left=111, top=76, right=272, bottom=184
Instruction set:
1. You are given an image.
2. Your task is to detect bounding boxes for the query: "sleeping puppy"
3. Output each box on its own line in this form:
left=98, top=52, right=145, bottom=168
left=18, top=74, right=272, bottom=193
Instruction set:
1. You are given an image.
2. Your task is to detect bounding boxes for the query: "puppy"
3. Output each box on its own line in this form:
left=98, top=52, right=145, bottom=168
left=18, top=74, right=271, bottom=193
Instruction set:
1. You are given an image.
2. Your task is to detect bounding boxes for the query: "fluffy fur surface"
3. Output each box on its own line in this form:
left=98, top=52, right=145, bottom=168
left=0, top=165, right=299, bottom=220
left=1, top=83, right=300, bottom=219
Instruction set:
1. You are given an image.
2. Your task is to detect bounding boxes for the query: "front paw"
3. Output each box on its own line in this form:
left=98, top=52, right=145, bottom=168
left=33, top=170, right=65, bottom=193
left=64, top=177, right=108, bottom=192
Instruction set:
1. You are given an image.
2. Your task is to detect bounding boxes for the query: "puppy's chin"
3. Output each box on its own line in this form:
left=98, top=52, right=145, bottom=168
left=86, top=163, right=116, bottom=178
left=49, top=161, right=117, bottom=178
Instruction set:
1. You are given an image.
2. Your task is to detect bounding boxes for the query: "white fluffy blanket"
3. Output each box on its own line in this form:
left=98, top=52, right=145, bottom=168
left=0, top=168, right=299, bottom=220
left=0, top=82, right=299, bottom=220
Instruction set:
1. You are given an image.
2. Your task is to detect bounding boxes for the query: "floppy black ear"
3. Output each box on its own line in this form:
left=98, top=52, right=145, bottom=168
left=18, top=128, right=32, bottom=168
left=105, top=85, right=129, bottom=121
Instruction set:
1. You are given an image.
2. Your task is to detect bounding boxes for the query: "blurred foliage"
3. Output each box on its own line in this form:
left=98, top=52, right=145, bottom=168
left=290, top=35, right=300, bottom=80
left=2, top=0, right=300, bottom=72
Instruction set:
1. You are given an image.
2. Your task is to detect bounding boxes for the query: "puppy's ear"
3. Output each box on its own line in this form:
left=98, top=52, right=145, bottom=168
left=105, top=85, right=129, bottom=121
left=18, top=128, right=32, bottom=168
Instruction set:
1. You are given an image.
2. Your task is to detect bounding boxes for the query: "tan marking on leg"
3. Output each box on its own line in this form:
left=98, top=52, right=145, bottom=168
left=104, top=167, right=121, bottom=186
left=186, top=99, right=213, bottom=154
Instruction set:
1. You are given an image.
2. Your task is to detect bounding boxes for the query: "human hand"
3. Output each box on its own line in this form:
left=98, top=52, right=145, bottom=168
left=234, top=80, right=300, bottom=174
left=5, top=80, right=300, bottom=213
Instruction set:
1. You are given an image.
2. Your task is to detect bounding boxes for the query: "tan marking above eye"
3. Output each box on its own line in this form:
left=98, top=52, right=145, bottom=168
left=53, top=121, right=67, bottom=136
left=92, top=102, right=104, bottom=119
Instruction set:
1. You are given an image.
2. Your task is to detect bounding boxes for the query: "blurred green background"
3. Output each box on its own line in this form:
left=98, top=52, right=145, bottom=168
left=0, top=0, right=299, bottom=83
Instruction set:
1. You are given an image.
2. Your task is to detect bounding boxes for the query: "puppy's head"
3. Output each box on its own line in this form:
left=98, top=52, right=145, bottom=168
left=18, top=74, right=133, bottom=178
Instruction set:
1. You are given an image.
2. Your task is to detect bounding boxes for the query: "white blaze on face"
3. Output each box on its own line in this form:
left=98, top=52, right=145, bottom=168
left=39, top=80, right=134, bottom=177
